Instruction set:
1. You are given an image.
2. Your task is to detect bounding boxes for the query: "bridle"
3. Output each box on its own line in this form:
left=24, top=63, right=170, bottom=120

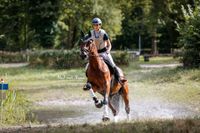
left=82, top=40, right=101, bottom=58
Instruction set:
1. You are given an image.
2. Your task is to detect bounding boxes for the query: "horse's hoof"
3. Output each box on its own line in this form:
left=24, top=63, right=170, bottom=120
left=102, top=116, right=110, bottom=122
left=95, top=102, right=103, bottom=108
left=83, top=83, right=92, bottom=91
left=95, top=100, right=103, bottom=108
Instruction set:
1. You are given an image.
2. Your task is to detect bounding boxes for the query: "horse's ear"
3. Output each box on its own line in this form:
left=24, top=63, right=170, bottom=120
left=79, top=30, right=85, bottom=43
left=81, top=30, right=85, bottom=38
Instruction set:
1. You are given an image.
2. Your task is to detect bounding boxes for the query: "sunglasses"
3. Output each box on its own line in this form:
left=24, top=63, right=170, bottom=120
left=93, top=24, right=100, bottom=26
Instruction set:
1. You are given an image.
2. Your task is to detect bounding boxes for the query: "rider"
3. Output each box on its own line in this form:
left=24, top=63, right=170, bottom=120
left=84, top=17, right=126, bottom=87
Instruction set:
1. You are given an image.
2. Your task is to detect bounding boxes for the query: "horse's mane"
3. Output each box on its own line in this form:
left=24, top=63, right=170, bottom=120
left=89, top=40, right=98, bottom=55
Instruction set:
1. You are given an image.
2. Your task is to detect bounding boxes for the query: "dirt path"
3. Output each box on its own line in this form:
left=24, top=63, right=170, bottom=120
left=140, top=63, right=182, bottom=68
left=0, top=63, right=29, bottom=68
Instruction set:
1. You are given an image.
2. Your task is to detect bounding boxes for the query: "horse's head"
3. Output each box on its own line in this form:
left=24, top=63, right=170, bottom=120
left=80, top=39, right=92, bottom=60
left=80, top=33, right=97, bottom=60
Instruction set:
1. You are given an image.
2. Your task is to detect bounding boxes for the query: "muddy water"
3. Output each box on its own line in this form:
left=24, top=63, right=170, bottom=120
left=33, top=98, right=199, bottom=125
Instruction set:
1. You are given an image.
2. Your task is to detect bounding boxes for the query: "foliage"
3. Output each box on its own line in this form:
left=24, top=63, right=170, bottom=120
left=28, top=0, right=61, bottom=48
left=92, top=0, right=122, bottom=40
left=0, top=49, right=133, bottom=68
left=0, top=89, right=34, bottom=125
left=176, top=4, right=200, bottom=68
left=0, top=0, right=27, bottom=51
left=55, top=0, right=122, bottom=49
left=0, top=0, right=200, bottom=67
left=29, top=49, right=85, bottom=68
left=54, top=0, right=94, bottom=49
left=29, top=50, right=133, bottom=69
left=113, top=0, right=191, bottom=53
left=112, top=51, right=131, bottom=65
left=0, top=51, right=27, bottom=63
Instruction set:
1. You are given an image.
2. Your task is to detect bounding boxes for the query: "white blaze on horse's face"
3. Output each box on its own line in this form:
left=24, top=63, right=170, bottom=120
left=80, top=39, right=93, bottom=60
left=80, top=39, right=87, bottom=59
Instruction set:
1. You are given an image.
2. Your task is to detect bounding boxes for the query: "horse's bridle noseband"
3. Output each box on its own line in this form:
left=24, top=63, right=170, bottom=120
left=82, top=40, right=102, bottom=58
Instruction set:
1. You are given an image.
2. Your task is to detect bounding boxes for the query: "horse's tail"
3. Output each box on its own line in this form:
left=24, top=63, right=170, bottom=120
left=110, top=91, right=123, bottom=114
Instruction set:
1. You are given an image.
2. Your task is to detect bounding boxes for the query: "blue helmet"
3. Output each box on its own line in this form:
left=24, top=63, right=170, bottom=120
left=92, top=17, right=102, bottom=25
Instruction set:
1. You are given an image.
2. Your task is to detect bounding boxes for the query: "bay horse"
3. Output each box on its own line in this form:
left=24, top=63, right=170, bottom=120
left=80, top=37, right=130, bottom=122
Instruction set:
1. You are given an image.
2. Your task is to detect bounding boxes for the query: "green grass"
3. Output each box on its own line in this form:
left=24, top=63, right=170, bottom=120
left=127, top=66, right=200, bottom=107
left=39, top=119, right=200, bottom=133
left=0, top=90, right=35, bottom=125
left=1, top=119, right=200, bottom=133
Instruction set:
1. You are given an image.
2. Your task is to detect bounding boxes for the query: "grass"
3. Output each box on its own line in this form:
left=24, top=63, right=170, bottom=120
left=0, top=90, right=35, bottom=125
left=0, top=67, right=86, bottom=100
left=1, top=119, right=200, bottom=133
left=45, top=119, right=200, bottom=133
left=127, top=67, right=200, bottom=112
left=0, top=56, right=199, bottom=132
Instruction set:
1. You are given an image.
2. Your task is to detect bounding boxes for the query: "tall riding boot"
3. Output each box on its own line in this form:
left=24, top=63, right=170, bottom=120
left=113, top=67, right=127, bottom=85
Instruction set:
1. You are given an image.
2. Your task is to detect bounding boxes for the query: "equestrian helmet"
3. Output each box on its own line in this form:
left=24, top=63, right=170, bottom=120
left=92, top=17, right=102, bottom=25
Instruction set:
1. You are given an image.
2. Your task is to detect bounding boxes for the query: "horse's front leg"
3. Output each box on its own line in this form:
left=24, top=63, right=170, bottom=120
left=84, top=82, right=103, bottom=108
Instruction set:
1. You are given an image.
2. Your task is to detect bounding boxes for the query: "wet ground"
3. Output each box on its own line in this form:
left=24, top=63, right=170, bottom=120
left=30, top=63, right=199, bottom=125
left=33, top=97, right=199, bottom=125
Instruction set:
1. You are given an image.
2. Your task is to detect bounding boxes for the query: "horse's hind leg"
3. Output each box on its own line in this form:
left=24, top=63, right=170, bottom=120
left=121, top=83, right=130, bottom=120
left=109, top=98, right=119, bottom=122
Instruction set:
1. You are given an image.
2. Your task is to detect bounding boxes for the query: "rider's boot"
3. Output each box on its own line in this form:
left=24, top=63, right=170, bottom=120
left=113, top=66, right=127, bottom=85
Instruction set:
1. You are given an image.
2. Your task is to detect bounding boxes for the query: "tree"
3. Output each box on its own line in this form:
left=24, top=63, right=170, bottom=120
left=55, top=0, right=94, bottom=49
left=55, top=0, right=123, bottom=49
left=177, top=4, right=200, bottom=67
left=0, top=0, right=26, bottom=51
left=113, top=0, right=152, bottom=50
left=28, top=0, right=61, bottom=48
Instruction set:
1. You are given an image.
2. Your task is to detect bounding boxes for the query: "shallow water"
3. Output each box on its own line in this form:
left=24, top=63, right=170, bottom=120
left=33, top=98, right=199, bottom=125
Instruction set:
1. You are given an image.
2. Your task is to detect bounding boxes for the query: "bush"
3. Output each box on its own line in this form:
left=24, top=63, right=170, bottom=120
left=29, top=50, right=133, bottom=69
left=29, top=49, right=85, bottom=69
left=177, top=5, right=200, bottom=68
left=112, top=51, right=132, bottom=65
left=0, top=51, right=27, bottom=63
left=0, top=49, right=133, bottom=68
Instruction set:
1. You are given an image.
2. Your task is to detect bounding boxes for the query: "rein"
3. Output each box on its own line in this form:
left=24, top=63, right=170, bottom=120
left=83, top=44, right=102, bottom=58
left=89, top=54, right=102, bottom=58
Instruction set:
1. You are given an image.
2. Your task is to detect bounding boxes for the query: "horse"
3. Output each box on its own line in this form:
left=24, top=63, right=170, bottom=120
left=80, top=36, right=130, bottom=122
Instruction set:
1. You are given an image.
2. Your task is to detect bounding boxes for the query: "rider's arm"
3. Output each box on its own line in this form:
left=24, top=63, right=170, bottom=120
left=103, top=33, right=111, bottom=53
left=105, top=39, right=111, bottom=53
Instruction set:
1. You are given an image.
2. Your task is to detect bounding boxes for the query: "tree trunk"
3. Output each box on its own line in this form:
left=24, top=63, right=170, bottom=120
left=71, top=26, right=77, bottom=48
left=65, top=18, right=74, bottom=49
left=151, top=31, right=158, bottom=56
